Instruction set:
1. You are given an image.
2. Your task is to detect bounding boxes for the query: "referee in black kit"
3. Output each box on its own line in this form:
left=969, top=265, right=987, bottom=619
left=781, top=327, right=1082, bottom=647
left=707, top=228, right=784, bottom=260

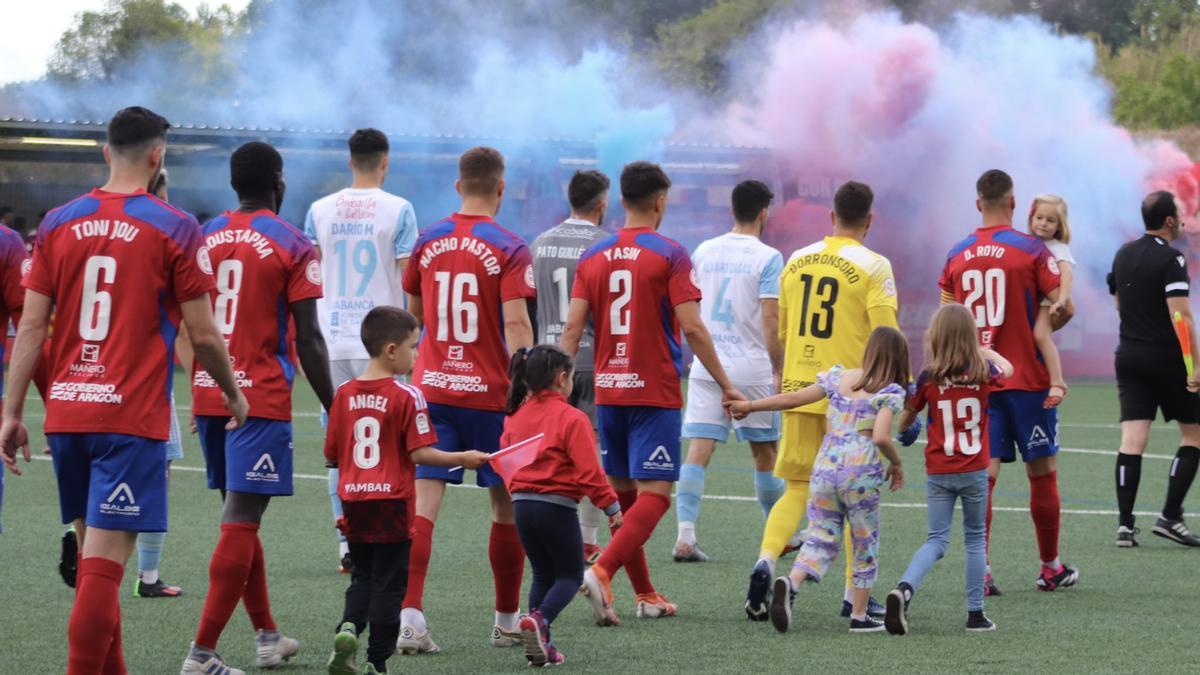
left=1108, top=190, right=1200, bottom=548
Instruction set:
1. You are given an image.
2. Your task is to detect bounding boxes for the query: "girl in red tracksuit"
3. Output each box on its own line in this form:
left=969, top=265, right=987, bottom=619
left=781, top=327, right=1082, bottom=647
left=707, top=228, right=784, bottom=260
left=502, top=345, right=622, bottom=668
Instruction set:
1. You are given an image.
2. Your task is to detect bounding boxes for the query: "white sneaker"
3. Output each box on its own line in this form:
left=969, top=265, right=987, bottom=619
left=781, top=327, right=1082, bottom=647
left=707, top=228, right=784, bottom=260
left=490, top=624, right=522, bottom=647
left=397, top=624, right=440, bottom=655
left=180, top=643, right=245, bottom=675
left=254, top=629, right=299, bottom=668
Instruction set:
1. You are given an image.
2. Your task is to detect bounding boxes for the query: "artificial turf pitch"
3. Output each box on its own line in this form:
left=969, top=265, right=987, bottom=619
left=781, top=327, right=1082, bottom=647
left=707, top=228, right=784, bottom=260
left=1, top=378, right=1196, bottom=673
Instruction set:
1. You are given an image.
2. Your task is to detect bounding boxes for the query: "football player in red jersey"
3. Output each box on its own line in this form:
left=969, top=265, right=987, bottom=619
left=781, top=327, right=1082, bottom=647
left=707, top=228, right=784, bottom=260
left=399, top=147, right=535, bottom=652
left=0, top=220, right=28, bottom=534
left=938, top=169, right=1077, bottom=595
left=324, top=305, right=488, bottom=675
left=563, top=161, right=744, bottom=625
left=182, top=142, right=336, bottom=675
left=0, top=106, right=246, bottom=675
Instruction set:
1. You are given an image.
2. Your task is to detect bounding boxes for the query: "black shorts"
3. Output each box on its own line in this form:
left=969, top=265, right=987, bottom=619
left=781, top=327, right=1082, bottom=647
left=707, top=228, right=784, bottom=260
left=1115, top=346, right=1200, bottom=424
left=569, top=371, right=597, bottom=428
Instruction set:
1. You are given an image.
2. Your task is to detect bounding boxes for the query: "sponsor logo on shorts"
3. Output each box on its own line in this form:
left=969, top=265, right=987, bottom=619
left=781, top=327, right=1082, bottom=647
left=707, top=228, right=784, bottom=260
left=99, top=482, right=140, bottom=517
left=1028, top=425, right=1050, bottom=448
left=246, top=452, right=280, bottom=482
left=643, top=445, right=675, bottom=472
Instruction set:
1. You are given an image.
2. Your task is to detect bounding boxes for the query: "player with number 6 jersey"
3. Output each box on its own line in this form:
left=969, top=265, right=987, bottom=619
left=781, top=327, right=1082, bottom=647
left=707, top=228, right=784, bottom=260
left=398, top=146, right=535, bottom=653
left=938, top=169, right=1076, bottom=597
left=1, top=107, right=246, bottom=675
left=182, top=142, right=336, bottom=675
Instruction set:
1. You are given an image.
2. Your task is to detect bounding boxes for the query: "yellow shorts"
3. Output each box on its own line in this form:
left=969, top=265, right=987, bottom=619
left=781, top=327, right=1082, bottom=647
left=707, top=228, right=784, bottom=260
left=774, top=412, right=826, bottom=480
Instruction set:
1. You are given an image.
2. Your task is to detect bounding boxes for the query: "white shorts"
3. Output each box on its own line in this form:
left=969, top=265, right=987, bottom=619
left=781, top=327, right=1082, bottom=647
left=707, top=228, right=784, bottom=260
left=683, top=379, right=780, bottom=443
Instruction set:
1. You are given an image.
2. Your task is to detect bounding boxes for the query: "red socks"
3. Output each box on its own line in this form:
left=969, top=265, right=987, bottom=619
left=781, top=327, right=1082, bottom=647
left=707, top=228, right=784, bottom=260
left=986, top=475, right=996, bottom=566
left=68, top=557, right=123, bottom=675
left=243, top=536, right=277, bottom=631
left=1029, top=471, right=1061, bottom=563
left=489, top=522, right=525, bottom=613
left=195, top=522, right=259, bottom=650
left=403, top=516, right=434, bottom=610
left=595, top=491, right=670, bottom=593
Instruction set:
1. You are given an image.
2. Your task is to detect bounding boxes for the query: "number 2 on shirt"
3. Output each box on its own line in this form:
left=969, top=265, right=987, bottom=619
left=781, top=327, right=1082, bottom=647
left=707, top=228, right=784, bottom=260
left=609, top=270, right=632, bottom=335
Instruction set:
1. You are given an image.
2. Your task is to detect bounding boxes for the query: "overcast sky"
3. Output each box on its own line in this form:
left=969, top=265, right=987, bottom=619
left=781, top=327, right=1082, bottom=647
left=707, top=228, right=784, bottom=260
left=0, top=0, right=251, bottom=84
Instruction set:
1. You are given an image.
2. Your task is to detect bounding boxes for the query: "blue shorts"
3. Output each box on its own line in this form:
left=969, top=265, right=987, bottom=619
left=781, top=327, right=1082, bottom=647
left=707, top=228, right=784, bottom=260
left=416, top=403, right=504, bottom=488
left=196, top=416, right=294, bottom=496
left=988, top=390, right=1059, bottom=464
left=597, top=405, right=682, bottom=481
left=49, top=433, right=168, bottom=532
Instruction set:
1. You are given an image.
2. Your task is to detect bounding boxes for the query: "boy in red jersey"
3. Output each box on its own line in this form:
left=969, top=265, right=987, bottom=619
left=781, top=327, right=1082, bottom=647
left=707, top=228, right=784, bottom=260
left=182, top=142, right=336, bottom=675
left=0, top=107, right=246, bottom=674
left=399, top=146, right=535, bottom=652
left=562, top=161, right=744, bottom=625
left=939, top=169, right=1078, bottom=594
left=325, top=306, right=488, bottom=675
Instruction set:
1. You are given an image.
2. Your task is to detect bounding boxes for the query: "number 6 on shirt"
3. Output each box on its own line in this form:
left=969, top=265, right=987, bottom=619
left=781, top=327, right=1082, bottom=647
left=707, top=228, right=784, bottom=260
left=434, top=270, right=479, bottom=342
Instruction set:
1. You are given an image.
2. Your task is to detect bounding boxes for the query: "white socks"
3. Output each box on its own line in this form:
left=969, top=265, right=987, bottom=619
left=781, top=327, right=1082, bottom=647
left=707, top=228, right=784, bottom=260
left=495, top=611, right=520, bottom=631
left=140, top=569, right=159, bottom=585
left=338, top=541, right=350, bottom=558
left=580, top=526, right=598, bottom=546
left=401, top=608, right=426, bottom=633
left=677, top=522, right=697, bottom=546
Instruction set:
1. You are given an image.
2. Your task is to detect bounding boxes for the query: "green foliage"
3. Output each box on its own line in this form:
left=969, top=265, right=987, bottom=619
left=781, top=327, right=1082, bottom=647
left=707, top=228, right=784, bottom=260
left=47, top=0, right=244, bottom=83
left=654, top=0, right=789, bottom=94
left=1101, top=18, right=1200, bottom=129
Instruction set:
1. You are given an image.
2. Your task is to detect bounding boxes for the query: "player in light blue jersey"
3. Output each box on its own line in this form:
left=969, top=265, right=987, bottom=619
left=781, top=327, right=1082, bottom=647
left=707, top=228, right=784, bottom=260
left=675, top=180, right=786, bottom=562
left=304, top=129, right=419, bottom=572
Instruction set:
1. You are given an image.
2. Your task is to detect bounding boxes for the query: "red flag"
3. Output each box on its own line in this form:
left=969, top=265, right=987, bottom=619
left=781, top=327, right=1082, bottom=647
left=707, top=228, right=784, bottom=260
left=490, top=433, right=545, bottom=489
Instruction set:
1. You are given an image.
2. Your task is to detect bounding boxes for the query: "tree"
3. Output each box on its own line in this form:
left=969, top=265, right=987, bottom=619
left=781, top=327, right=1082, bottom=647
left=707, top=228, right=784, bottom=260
left=653, top=0, right=789, bottom=94
left=47, top=0, right=243, bottom=83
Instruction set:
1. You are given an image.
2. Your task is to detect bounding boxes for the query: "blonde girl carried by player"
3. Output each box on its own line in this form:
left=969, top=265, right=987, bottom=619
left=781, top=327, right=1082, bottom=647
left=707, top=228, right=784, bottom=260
left=1028, top=194, right=1073, bottom=407
left=727, top=327, right=909, bottom=634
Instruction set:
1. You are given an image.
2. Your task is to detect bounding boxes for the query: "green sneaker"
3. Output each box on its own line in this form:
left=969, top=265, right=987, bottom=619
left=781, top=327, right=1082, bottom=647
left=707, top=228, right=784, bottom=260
left=327, top=622, right=358, bottom=675
left=361, top=664, right=381, bottom=674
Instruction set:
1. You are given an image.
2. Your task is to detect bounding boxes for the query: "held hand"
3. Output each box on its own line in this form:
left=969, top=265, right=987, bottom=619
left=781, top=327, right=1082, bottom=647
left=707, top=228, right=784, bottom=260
left=459, top=451, right=491, bottom=470
left=223, top=390, right=250, bottom=431
left=1189, top=376, right=1200, bottom=394
left=189, top=414, right=197, bottom=435
left=772, top=372, right=782, bottom=395
left=1049, top=300, right=1066, bottom=318
left=0, top=416, right=31, bottom=475
left=608, top=511, right=623, bottom=530
left=722, top=386, right=748, bottom=404
left=885, top=462, right=904, bottom=492
left=897, top=418, right=923, bottom=447
left=724, top=400, right=753, bottom=420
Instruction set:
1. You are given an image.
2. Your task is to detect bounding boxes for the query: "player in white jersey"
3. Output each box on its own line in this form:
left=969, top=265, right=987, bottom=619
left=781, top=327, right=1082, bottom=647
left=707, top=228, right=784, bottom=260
left=304, top=128, right=419, bottom=571
left=675, top=180, right=786, bottom=562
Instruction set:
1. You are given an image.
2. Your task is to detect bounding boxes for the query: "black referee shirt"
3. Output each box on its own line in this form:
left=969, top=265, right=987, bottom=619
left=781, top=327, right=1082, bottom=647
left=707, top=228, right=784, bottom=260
left=1107, top=234, right=1190, bottom=347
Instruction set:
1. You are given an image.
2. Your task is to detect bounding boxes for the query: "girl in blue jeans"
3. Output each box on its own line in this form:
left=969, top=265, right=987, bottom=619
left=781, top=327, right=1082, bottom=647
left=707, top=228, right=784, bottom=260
left=887, top=303, right=1012, bottom=634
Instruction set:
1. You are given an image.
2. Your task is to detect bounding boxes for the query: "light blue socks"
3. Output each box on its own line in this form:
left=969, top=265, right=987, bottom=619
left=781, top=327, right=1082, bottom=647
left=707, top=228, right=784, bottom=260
left=754, top=470, right=786, bottom=519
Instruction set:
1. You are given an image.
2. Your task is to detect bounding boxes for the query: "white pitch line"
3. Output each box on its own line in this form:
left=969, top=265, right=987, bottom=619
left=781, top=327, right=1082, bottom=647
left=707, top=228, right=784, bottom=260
left=23, top=456, right=1194, bottom=519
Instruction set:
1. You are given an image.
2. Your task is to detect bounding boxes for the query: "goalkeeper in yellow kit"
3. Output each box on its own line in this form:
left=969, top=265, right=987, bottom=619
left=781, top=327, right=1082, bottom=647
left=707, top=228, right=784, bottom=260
left=744, top=181, right=901, bottom=621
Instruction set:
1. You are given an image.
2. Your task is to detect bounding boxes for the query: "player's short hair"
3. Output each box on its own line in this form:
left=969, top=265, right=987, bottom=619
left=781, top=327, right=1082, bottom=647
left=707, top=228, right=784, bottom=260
left=1142, top=190, right=1179, bottom=230
left=349, top=128, right=389, bottom=171
left=976, top=169, right=1014, bottom=205
left=1028, top=194, right=1071, bottom=244
left=568, top=170, right=610, bottom=213
left=506, top=344, right=574, bottom=415
left=459, top=146, right=505, bottom=196
left=620, top=161, right=672, bottom=211
left=107, top=106, right=169, bottom=158
left=732, top=180, right=774, bottom=224
left=229, top=141, right=283, bottom=198
left=0, top=206, right=12, bottom=219
left=361, top=305, right=419, bottom=358
left=833, top=181, right=873, bottom=226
